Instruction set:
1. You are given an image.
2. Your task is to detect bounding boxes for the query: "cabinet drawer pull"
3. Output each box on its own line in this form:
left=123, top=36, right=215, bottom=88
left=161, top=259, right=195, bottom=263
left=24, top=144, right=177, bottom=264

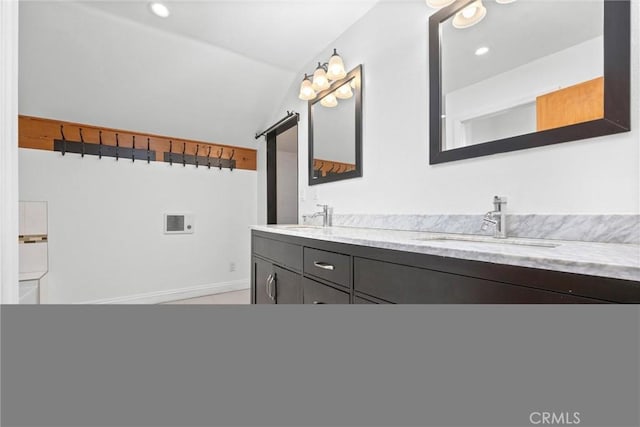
left=313, top=301, right=325, bottom=304
left=265, top=274, right=272, bottom=300
left=313, top=261, right=335, bottom=271
left=266, top=274, right=276, bottom=301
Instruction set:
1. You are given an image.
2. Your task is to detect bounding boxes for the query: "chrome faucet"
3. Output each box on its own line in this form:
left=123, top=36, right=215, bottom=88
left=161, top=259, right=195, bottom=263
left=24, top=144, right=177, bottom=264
left=307, top=204, right=332, bottom=227
left=481, top=196, right=507, bottom=238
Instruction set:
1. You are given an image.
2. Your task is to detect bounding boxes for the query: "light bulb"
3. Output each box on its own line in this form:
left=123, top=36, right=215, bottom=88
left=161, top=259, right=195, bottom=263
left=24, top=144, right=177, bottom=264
left=452, top=0, right=486, bottom=29
left=462, top=5, right=477, bottom=18
left=312, top=64, right=330, bottom=91
left=326, top=49, right=347, bottom=81
left=335, top=83, right=353, bottom=100
left=298, top=76, right=316, bottom=101
left=425, top=0, right=456, bottom=8
left=320, top=93, right=338, bottom=108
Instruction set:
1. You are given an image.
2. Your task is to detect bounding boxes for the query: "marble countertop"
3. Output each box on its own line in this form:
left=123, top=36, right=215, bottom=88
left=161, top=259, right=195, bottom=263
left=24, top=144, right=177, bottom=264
left=251, top=225, right=640, bottom=282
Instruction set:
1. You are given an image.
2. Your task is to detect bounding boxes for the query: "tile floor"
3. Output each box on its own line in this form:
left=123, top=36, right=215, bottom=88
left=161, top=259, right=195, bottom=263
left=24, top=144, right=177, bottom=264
left=164, top=289, right=250, bottom=305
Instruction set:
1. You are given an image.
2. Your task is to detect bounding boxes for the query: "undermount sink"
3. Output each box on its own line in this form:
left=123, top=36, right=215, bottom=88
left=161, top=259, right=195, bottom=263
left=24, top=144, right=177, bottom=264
left=414, top=235, right=559, bottom=248
left=281, top=225, right=324, bottom=230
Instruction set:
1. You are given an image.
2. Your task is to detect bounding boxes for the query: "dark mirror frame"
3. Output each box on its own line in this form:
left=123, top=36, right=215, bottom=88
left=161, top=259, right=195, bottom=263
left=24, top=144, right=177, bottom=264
left=309, top=64, right=363, bottom=185
left=429, top=0, right=630, bottom=165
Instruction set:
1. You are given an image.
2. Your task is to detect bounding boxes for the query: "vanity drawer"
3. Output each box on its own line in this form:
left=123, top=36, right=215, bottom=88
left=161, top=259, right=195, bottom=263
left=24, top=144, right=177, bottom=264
left=354, top=257, right=605, bottom=304
left=303, top=278, right=350, bottom=304
left=253, top=235, right=302, bottom=272
left=303, top=247, right=351, bottom=288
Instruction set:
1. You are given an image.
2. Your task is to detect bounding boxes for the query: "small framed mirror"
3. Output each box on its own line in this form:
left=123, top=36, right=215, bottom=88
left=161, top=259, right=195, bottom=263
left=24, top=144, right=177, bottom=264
left=309, top=65, right=362, bottom=185
left=429, top=0, right=630, bottom=164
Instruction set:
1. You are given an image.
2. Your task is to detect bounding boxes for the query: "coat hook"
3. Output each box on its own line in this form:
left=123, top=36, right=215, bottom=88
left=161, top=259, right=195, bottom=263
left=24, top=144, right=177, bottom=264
left=98, top=131, right=103, bottom=159
left=115, top=133, right=120, bottom=161
left=182, top=142, right=186, bottom=167
left=207, top=146, right=212, bottom=169
left=79, top=128, right=85, bottom=158
left=60, top=125, right=66, bottom=156
left=195, top=145, right=199, bottom=168
left=229, top=149, right=235, bottom=171
left=217, top=147, right=224, bottom=170
left=169, top=140, right=173, bottom=166
left=132, top=135, right=136, bottom=163
left=147, top=138, right=151, bottom=164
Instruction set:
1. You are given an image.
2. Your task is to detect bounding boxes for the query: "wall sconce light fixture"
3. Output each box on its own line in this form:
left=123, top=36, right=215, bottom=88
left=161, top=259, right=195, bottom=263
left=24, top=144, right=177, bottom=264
left=298, top=48, right=349, bottom=104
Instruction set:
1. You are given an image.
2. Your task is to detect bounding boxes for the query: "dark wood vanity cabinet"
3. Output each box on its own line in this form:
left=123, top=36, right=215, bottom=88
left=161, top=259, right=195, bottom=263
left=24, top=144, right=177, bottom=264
left=252, top=257, right=302, bottom=304
left=251, top=236, right=303, bottom=304
left=251, top=230, right=639, bottom=304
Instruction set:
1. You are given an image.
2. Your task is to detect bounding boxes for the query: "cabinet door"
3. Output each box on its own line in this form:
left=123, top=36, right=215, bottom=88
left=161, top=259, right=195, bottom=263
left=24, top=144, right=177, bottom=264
left=273, top=266, right=302, bottom=304
left=253, top=257, right=275, bottom=305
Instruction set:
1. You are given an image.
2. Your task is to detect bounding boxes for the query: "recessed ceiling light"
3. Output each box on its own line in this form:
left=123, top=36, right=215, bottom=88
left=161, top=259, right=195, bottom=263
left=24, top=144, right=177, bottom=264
left=475, top=46, right=490, bottom=56
left=150, top=2, right=170, bottom=18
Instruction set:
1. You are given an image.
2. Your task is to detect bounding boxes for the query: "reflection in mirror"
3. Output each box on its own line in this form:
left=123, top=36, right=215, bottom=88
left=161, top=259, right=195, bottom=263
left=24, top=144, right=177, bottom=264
left=429, top=0, right=630, bottom=165
left=441, top=0, right=603, bottom=150
left=309, top=65, right=362, bottom=185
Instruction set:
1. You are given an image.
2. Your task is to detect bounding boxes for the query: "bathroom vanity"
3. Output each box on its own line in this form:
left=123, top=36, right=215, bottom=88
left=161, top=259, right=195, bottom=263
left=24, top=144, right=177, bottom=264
left=251, top=226, right=639, bottom=304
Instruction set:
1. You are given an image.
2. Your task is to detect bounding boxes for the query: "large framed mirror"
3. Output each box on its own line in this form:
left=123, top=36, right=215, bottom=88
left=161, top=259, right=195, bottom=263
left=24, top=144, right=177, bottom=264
left=309, top=65, right=362, bottom=185
left=429, top=0, right=630, bottom=164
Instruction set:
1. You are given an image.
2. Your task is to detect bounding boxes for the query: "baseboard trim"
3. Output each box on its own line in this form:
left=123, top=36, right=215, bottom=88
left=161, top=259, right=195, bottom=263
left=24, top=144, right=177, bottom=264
left=77, top=279, right=250, bottom=305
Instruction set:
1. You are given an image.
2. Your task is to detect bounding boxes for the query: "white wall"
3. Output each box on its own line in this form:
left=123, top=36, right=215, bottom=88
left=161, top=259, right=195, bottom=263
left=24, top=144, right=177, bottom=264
left=265, top=0, right=640, bottom=217
left=445, top=37, right=603, bottom=149
left=19, top=1, right=294, bottom=149
left=0, top=0, right=20, bottom=304
left=18, top=2, right=263, bottom=303
left=20, top=149, right=256, bottom=304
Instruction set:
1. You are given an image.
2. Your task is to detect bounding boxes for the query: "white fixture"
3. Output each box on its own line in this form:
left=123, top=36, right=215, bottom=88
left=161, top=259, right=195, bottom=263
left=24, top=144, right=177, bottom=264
left=426, top=0, right=456, bottom=8
left=335, top=82, right=354, bottom=100
left=298, top=75, right=317, bottom=101
left=298, top=48, right=348, bottom=103
left=312, top=63, right=330, bottom=91
left=164, top=213, right=194, bottom=234
left=149, top=2, right=170, bottom=18
left=326, top=50, right=347, bottom=81
left=320, top=93, right=338, bottom=108
left=428, top=0, right=515, bottom=29
left=453, top=0, right=487, bottom=29
left=19, top=201, right=49, bottom=304
left=475, top=46, right=490, bottom=56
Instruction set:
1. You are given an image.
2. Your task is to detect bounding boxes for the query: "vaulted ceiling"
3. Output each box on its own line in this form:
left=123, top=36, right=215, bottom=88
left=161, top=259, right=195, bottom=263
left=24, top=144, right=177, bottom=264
left=18, top=1, right=381, bottom=148
left=82, top=0, right=381, bottom=72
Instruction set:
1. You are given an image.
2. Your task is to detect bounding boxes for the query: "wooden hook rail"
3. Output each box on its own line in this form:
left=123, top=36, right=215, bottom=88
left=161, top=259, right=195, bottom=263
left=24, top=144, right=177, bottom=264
left=313, top=159, right=356, bottom=178
left=55, top=126, right=157, bottom=162
left=19, top=115, right=257, bottom=171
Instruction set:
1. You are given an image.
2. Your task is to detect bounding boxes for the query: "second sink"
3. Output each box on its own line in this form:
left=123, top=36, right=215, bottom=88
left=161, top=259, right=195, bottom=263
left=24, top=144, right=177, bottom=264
left=414, top=235, right=559, bottom=248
